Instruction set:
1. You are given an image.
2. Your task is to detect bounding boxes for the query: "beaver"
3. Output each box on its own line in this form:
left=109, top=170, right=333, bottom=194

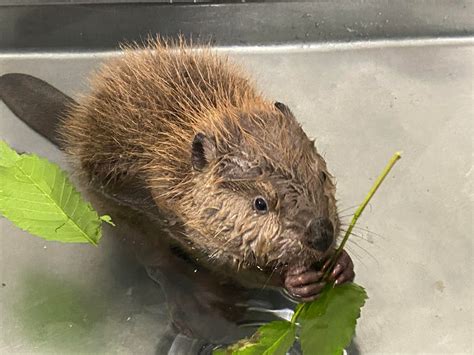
left=0, top=38, right=354, bottom=303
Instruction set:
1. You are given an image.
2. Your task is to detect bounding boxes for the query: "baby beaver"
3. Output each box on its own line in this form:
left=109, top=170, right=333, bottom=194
left=0, top=39, right=354, bottom=302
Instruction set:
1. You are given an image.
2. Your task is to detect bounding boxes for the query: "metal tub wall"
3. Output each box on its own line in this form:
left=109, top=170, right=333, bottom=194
left=1, top=2, right=473, bottom=354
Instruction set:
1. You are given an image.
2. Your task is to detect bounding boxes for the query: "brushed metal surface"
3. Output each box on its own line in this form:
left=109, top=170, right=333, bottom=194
left=0, top=1, right=472, bottom=51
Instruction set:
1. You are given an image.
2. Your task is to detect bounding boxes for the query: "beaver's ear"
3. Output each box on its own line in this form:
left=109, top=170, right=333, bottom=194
left=274, top=101, right=293, bottom=117
left=191, top=133, right=217, bottom=171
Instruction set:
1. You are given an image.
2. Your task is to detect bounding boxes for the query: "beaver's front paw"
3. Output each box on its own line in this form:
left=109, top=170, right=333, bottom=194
left=284, top=267, right=326, bottom=302
left=327, top=249, right=355, bottom=285
left=283, top=249, right=355, bottom=302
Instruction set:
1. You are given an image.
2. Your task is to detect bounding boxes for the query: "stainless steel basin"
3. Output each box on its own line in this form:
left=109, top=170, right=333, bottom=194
left=1, top=1, right=472, bottom=354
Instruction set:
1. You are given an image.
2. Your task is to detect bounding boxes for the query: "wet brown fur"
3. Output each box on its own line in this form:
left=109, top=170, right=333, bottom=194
left=59, top=38, right=339, bottom=285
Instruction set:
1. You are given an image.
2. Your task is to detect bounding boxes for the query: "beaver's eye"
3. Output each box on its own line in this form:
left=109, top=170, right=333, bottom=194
left=253, top=196, right=268, bottom=213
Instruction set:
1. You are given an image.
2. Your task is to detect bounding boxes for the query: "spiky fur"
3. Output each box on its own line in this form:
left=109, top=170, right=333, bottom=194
left=59, top=39, right=339, bottom=285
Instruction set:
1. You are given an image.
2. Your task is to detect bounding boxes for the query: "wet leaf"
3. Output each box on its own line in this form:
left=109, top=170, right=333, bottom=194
left=0, top=140, right=112, bottom=245
left=298, top=283, right=368, bottom=355
left=214, top=321, right=295, bottom=355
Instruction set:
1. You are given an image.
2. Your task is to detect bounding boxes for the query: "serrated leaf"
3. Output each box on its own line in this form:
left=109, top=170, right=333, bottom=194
left=215, top=321, right=295, bottom=355
left=0, top=141, right=108, bottom=245
left=0, top=140, right=20, bottom=167
left=298, top=283, right=368, bottom=355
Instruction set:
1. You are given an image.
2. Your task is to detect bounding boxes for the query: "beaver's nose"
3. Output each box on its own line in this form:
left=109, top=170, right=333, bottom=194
left=307, top=217, right=334, bottom=252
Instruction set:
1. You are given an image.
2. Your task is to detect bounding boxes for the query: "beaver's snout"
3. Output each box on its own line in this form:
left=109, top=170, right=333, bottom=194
left=306, top=217, right=334, bottom=252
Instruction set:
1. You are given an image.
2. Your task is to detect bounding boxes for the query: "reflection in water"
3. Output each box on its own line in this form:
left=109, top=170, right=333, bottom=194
left=88, top=191, right=299, bottom=354
left=11, top=188, right=359, bottom=354
left=13, top=272, right=108, bottom=353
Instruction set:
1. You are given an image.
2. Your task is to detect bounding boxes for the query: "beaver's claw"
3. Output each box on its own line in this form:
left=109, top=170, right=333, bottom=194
left=283, top=249, right=355, bottom=302
left=327, top=249, right=355, bottom=285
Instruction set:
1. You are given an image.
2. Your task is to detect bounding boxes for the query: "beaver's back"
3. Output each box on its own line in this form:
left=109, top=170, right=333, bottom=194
left=59, top=40, right=268, bottom=196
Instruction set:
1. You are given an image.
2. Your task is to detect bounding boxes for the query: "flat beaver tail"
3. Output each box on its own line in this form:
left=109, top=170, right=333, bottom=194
left=0, top=73, right=75, bottom=147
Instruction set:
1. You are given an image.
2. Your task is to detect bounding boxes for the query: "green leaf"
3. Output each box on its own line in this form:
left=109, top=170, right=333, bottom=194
left=298, top=283, right=368, bottom=355
left=0, top=141, right=111, bottom=245
left=0, top=140, right=20, bottom=167
left=100, top=215, right=116, bottom=226
left=214, top=321, right=295, bottom=355
left=216, top=283, right=367, bottom=355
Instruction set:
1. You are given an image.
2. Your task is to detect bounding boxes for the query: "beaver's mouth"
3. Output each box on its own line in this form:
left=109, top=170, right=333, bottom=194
left=279, top=244, right=336, bottom=272
left=310, top=247, right=336, bottom=270
left=201, top=233, right=336, bottom=274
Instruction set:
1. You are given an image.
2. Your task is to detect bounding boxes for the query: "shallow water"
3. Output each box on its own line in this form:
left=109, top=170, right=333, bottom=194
left=1, top=9, right=473, bottom=354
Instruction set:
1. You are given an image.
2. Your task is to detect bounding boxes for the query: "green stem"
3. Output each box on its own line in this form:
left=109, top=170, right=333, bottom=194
left=291, top=304, right=305, bottom=324
left=323, top=152, right=402, bottom=280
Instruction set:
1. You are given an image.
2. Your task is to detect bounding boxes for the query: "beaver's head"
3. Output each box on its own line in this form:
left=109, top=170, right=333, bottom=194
left=177, top=102, right=339, bottom=273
